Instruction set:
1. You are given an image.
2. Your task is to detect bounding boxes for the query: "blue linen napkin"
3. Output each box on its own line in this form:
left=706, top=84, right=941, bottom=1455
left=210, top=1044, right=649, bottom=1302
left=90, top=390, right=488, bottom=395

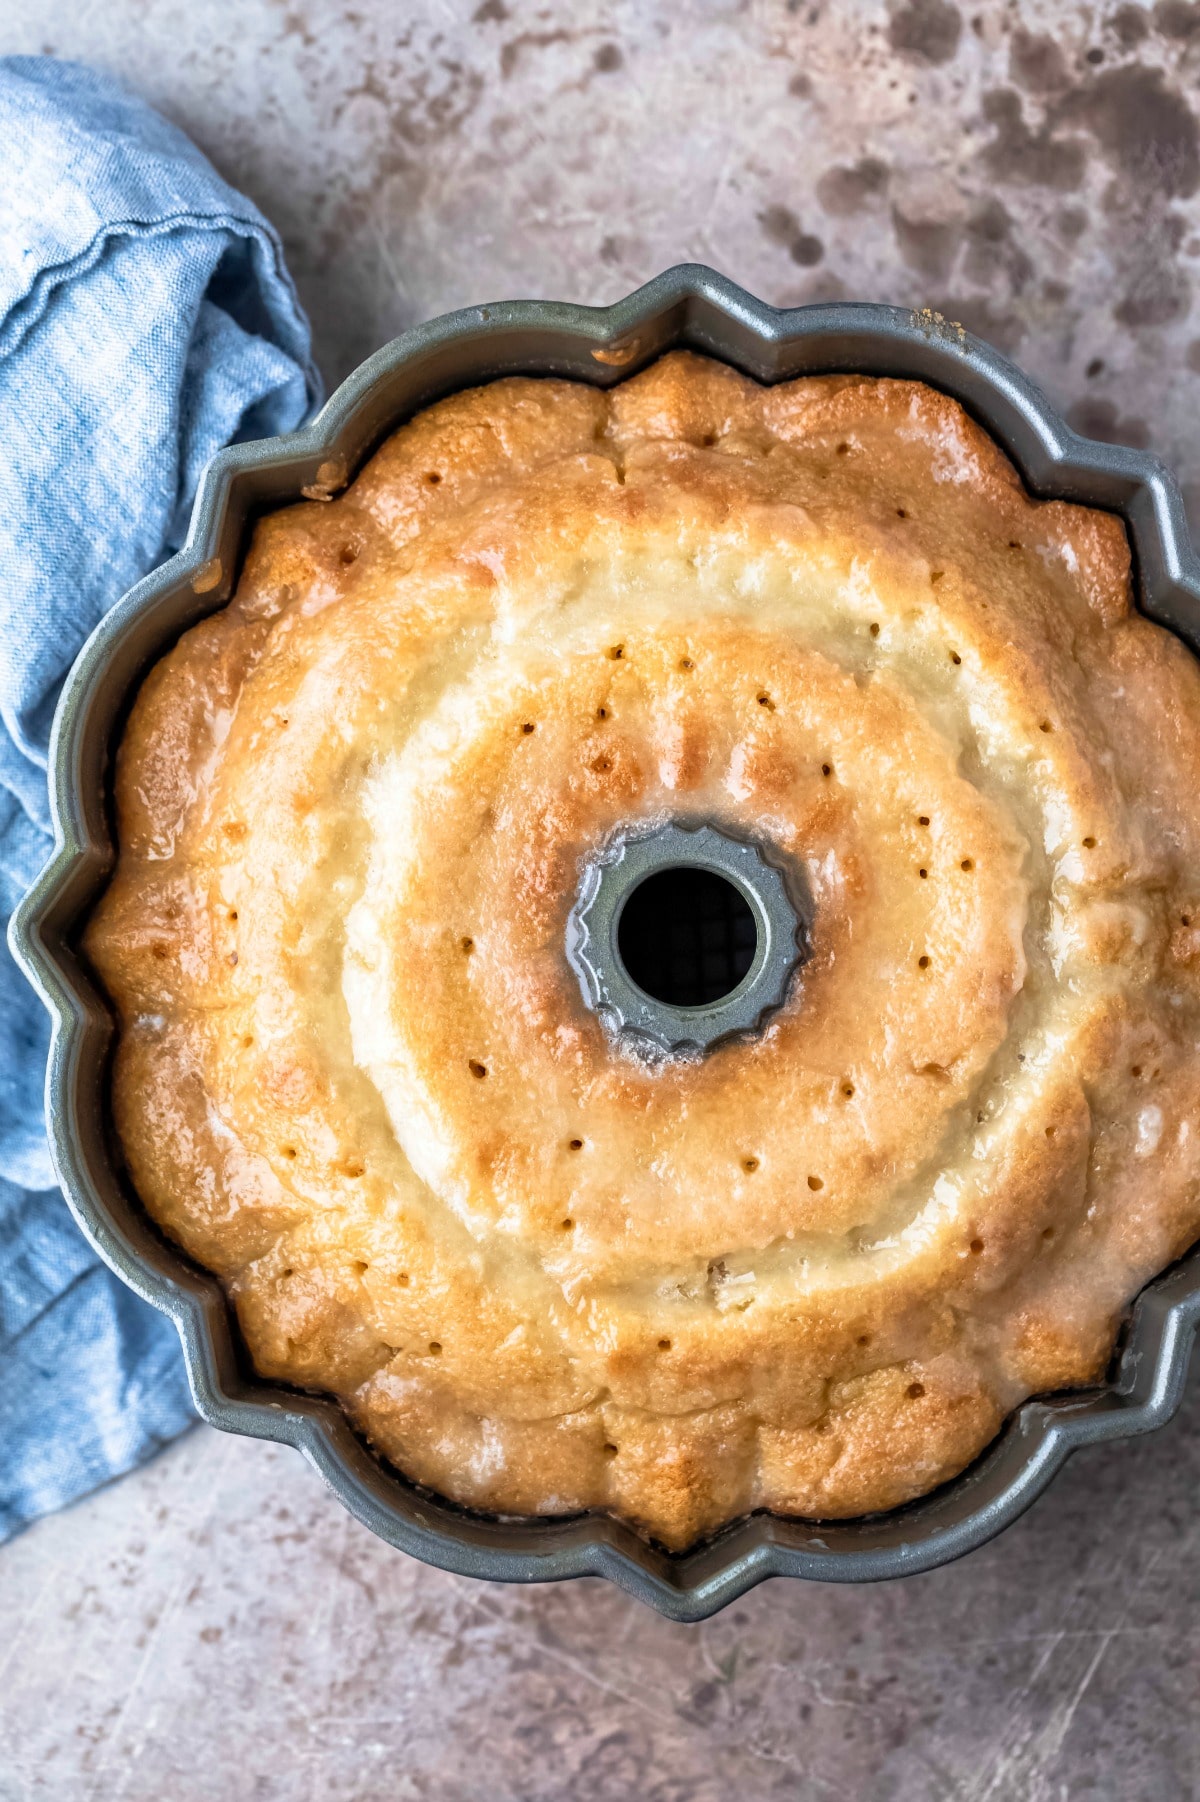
left=0, top=57, right=322, bottom=1539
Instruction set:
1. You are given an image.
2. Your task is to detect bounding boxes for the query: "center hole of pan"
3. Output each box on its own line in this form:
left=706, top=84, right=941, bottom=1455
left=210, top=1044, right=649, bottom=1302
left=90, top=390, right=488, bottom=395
left=616, top=866, right=757, bottom=1007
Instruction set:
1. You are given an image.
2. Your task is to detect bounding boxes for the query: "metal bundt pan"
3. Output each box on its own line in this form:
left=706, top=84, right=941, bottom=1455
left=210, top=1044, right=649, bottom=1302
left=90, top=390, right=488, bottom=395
left=12, top=265, right=1200, bottom=1621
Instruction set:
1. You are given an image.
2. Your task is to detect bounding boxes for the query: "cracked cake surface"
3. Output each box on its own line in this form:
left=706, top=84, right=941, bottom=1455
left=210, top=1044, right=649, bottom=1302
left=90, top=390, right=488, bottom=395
left=86, top=351, right=1200, bottom=1549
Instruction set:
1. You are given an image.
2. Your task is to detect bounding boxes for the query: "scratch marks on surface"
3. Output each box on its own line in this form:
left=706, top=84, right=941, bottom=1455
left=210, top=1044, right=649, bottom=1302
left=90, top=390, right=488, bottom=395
left=90, top=1432, right=242, bottom=1802
left=1, top=1415, right=1199, bottom=1799
left=960, top=1629, right=1115, bottom=1802
left=954, top=1541, right=1170, bottom=1802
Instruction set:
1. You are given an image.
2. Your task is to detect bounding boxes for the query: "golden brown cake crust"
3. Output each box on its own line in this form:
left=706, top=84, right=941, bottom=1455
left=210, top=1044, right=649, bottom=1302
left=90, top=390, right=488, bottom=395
left=86, top=352, right=1200, bottom=1549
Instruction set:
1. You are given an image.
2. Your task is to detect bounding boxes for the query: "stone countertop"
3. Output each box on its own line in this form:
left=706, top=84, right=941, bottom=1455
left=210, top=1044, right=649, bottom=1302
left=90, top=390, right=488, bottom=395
left=2, top=1394, right=1198, bottom=1800
left=8, top=0, right=1200, bottom=514
left=1, top=2, right=1200, bottom=1796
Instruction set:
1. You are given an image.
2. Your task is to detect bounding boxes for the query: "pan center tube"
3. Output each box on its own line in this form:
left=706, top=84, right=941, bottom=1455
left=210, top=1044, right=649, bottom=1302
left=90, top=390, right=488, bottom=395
left=566, top=819, right=807, bottom=1054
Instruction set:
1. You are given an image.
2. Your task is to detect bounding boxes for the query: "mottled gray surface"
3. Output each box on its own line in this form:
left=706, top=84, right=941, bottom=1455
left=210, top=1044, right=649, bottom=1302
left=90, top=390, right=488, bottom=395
left=2, top=1392, right=1199, bottom=1801
left=8, top=0, right=1200, bottom=515
left=2, top=1, right=1200, bottom=1796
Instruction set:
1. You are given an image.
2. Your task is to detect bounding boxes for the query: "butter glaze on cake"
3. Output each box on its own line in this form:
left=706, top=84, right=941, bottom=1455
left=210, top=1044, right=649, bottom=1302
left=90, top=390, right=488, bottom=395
left=86, top=352, right=1200, bottom=1549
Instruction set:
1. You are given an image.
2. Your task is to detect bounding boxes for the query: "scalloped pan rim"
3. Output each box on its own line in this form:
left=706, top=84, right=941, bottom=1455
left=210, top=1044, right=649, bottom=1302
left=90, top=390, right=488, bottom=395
left=11, top=265, right=1200, bottom=1621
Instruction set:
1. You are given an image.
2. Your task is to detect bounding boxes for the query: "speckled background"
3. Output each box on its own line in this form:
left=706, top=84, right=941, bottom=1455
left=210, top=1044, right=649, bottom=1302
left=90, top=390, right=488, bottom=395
left=2, top=3, right=1200, bottom=1798
left=11, top=0, right=1200, bottom=515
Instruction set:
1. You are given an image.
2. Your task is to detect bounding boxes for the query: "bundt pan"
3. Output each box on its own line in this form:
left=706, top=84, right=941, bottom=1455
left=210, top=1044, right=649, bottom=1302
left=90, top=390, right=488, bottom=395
left=12, top=266, right=1200, bottom=1621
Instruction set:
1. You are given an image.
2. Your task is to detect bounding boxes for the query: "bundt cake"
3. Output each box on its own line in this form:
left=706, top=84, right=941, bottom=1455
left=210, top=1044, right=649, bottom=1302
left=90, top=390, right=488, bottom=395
left=85, top=351, right=1200, bottom=1548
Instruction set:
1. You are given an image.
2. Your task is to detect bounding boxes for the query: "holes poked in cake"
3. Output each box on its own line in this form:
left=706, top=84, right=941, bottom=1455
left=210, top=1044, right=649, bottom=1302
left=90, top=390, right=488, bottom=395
left=94, top=352, right=1200, bottom=1557
left=616, top=865, right=757, bottom=1007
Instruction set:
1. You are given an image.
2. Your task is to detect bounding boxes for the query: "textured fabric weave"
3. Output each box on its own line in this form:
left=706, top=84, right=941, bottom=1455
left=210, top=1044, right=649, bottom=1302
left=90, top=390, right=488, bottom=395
left=0, top=56, right=322, bottom=1539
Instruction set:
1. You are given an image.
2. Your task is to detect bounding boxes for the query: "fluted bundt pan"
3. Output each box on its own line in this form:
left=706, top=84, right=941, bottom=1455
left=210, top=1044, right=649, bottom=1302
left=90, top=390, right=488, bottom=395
left=12, top=266, right=1200, bottom=1621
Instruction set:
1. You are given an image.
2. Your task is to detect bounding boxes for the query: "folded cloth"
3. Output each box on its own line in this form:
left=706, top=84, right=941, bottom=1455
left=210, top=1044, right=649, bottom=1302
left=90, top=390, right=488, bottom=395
left=0, top=56, right=322, bottom=1540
